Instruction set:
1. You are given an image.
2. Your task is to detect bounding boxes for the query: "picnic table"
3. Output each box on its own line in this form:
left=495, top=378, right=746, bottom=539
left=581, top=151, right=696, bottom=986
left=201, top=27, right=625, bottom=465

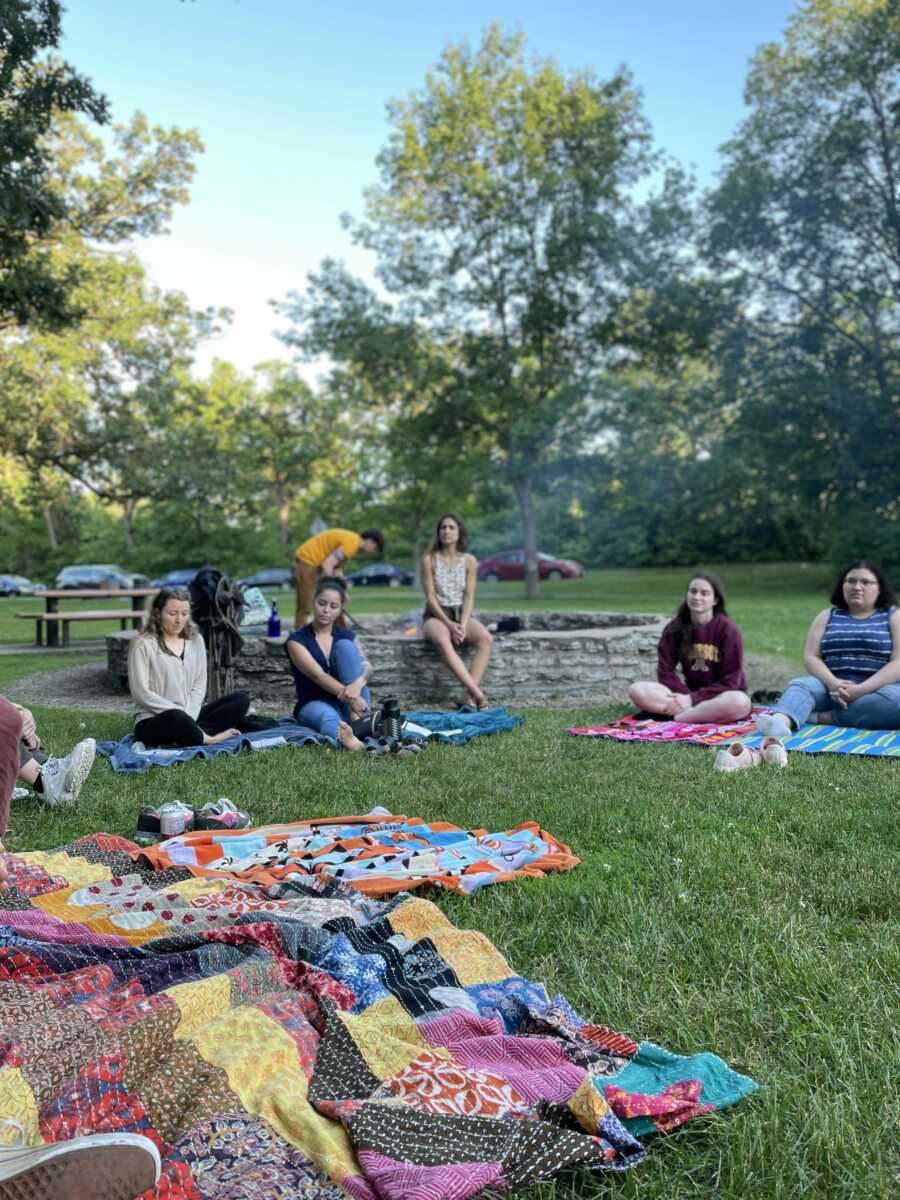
left=17, top=587, right=158, bottom=648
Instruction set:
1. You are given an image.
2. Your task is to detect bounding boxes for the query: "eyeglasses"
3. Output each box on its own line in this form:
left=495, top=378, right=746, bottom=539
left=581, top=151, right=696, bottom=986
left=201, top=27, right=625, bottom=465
left=844, top=577, right=878, bottom=588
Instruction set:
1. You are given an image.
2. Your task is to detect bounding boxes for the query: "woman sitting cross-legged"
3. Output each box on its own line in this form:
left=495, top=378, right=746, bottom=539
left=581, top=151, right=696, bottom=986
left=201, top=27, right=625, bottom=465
left=129, top=587, right=263, bottom=747
left=756, top=560, right=900, bottom=736
left=421, top=512, right=493, bottom=709
left=285, top=576, right=371, bottom=751
left=628, top=573, right=752, bottom=723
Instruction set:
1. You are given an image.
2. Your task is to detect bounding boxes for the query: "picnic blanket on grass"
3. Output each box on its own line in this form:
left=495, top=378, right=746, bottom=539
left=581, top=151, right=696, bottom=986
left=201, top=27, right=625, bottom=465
left=568, top=713, right=900, bottom=757
left=567, top=713, right=757, bottom=745
left=0, top=834, right=757, bottom=1198
left=98, top=719, right=329, bottom=773
left=137, top=813, right=580, bottom=896
left=405, top=707, right=522, bottom=744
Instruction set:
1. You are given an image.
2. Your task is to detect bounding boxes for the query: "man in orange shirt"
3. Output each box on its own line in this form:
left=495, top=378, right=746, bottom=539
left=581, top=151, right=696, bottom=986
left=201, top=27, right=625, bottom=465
left=293, top=528, right=384, bottom=629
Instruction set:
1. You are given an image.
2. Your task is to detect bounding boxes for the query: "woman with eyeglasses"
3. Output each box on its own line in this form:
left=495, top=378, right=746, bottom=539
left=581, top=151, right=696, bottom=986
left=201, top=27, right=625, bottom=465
left=128, top=587, right=265, bottom=747
left=756, top=560, right=900, bottom=735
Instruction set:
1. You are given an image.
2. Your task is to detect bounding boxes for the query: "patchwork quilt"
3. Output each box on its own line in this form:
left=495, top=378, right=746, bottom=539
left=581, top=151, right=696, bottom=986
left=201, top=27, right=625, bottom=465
left=567, top=713, right=758, bottom=744
left=0, top=835, right=757, bottom=1198
left=137, top=814, right=580, bottom=896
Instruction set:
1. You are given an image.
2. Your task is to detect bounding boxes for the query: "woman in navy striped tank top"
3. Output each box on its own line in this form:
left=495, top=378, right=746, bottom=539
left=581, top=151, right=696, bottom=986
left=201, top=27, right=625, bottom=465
left=756, top=560, right=900, bottom=735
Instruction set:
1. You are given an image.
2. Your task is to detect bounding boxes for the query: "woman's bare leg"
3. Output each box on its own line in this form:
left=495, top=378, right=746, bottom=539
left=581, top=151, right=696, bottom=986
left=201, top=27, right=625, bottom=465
left=424, top=618, right=486, bottom=705
left=462, top=618, right=493, bottom=689
left=678, top=690, right=752, bottom=723
left=628, top=681, right=679, bottom=713
left=18, top=757, right=40, bottom=786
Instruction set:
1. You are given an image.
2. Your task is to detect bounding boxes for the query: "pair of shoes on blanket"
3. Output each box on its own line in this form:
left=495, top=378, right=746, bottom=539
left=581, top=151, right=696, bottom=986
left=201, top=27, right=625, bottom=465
left=0, top=1124, right=160, bottom=1200
left=713, top=737, right=788, bottom=772
left=135, top=797, right=251, bottom=843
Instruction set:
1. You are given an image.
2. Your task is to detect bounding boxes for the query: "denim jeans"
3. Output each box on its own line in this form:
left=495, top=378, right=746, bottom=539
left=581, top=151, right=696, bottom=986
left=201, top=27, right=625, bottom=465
left=296, top=639, right=370, bottom=740
left=776, top=675, right=900, bottom=730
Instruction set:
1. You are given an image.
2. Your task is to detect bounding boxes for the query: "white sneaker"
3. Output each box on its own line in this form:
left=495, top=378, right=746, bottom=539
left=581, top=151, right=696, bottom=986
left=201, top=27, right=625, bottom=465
left=713, top=742, right=763, bottom=772
left=760, top=736, right=788, bottom=767
left=0, top=1127, right=160, bottom=1197
left=754, top=712, right=792, bottom=738
left=39, top=738, right=96, bottom=806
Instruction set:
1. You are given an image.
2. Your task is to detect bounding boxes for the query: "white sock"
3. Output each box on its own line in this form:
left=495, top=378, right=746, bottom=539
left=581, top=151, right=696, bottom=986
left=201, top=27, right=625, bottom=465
left=754, top=712, right=792, bottom=737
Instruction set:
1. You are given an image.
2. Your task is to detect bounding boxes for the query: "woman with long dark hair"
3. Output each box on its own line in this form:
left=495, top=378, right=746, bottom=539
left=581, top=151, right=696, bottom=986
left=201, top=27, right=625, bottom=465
left=421, top=512, right=493, bottom=709
left=756, top=560, right=900, bottom=735
left=128, top=587, right=261, bottom=747
left=285, top=576, right=371, bottom=751
left=628, top=573, right=751, bottom=723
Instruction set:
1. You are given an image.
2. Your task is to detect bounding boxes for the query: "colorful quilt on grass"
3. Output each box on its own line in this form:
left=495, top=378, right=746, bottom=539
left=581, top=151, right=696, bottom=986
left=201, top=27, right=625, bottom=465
left=0, top=835, right=757, bottom=1198
left=137, top=813, right=580, bottom=897
left=568, top=713, right=900, bottom=757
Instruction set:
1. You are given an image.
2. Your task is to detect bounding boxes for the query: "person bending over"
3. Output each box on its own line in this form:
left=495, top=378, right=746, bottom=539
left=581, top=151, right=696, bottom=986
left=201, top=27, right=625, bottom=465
left=756, top=560, right=900, bottom=736
left=285, top=577, right=371, bottom=751
left=7, top=699, right=95, bottom=806
left=293, top=527, right=383, bottom=630
left=128, top=587, right=260, bottom=748
left=628, top=573, right=751, bottom=723
left=421, top=512, right=493, bottom=710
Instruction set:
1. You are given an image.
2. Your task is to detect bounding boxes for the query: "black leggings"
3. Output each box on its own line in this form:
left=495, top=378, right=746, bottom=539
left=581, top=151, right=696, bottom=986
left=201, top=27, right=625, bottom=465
left=135, top=691, right=254, bottom=748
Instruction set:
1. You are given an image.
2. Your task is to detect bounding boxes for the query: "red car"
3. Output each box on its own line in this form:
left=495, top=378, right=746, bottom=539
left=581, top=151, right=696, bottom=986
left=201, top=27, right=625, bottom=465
left=477, top=550, right=584, bottom=582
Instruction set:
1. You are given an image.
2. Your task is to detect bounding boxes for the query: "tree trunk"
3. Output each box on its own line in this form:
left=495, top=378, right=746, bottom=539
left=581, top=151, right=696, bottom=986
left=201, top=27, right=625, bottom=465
left=512, top=472, right=539, bottom=599
left=278, top=495, right=291, bottom=547
left=122, top=500, right=135, bottom=555
left=42, top=505, right=58, bottom=550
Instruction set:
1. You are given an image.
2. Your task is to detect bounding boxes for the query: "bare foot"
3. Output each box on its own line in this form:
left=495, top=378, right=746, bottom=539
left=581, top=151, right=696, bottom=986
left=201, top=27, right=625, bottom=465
left=336, top=721, right=365, bottom=752
left=466, top=686, right=487, bottom=709
left=205, top=728, right=242, bottom=745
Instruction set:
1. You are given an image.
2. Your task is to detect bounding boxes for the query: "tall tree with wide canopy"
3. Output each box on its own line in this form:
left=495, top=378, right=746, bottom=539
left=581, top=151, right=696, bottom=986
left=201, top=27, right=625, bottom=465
left=280, top=25, right=655, bottom=594
left=707, top=0, right=900, bottom=564
left=0, top=0, right=109, bottom=329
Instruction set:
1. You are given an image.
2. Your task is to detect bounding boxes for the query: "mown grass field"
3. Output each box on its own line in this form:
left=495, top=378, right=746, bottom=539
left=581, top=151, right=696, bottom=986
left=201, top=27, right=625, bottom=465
left=2, top=562, right=897, bottom=1198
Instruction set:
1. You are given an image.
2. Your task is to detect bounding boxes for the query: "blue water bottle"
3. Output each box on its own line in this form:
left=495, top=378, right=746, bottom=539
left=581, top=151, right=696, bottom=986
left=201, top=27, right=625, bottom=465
left=267, top=600, right=281, bottom=637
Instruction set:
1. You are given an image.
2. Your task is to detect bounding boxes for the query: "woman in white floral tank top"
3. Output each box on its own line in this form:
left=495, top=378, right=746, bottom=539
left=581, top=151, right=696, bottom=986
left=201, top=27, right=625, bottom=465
left=421, top=513, right=493, bottom=708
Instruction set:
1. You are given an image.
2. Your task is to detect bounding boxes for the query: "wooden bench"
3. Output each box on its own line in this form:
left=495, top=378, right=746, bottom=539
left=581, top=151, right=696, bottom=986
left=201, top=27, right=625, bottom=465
left=16, top=609, right=146, bottom=647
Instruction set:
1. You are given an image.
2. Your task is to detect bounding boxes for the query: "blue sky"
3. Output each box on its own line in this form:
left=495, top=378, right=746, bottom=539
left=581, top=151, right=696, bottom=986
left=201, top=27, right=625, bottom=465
left=62, top=0, right=797, bottom=375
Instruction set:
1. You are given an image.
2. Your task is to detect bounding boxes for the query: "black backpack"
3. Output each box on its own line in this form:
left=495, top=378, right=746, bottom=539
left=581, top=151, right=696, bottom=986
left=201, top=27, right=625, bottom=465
left=189, top=568, right=245, bottom=698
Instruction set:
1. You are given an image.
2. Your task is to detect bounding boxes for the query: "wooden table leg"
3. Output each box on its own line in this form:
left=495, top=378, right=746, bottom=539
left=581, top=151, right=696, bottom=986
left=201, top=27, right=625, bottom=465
left=45, top=598, right=60, bottom=648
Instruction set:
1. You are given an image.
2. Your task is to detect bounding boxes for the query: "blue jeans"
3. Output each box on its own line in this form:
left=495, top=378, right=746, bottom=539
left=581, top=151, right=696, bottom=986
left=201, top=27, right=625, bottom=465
left=776, top=675, right=900, bottom=730
left=296, top=639, right=370, bottom=740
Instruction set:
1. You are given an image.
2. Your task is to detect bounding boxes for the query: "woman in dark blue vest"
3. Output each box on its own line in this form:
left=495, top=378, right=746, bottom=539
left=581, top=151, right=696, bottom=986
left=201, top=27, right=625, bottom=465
left=757, top=560, right=900, bottom=735
left=285, top=577, right=370, bottom=751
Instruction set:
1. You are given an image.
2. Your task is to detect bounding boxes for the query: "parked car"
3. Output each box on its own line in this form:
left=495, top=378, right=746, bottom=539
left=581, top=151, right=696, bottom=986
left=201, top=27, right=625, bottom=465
left=55, top=564, right=151, bottom=590
left=477, top=550, right=584, bottom=582
left=237, top=567, right=293, bottom=591
left=344, top=564, right=415, bottom=588
left=151, top=567, right=205, bottom=589
left=0, top=574, right=46, bottom=596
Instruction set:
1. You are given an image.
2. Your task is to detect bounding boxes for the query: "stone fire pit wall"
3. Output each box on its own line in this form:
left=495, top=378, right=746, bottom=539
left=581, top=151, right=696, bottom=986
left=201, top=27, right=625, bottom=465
left=107, top=611, right=666, bottom=710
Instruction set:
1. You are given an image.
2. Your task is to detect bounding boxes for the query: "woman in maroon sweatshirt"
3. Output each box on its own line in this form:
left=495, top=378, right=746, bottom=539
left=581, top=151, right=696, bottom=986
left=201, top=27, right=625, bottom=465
left=628, top=574, right=751, bottom=723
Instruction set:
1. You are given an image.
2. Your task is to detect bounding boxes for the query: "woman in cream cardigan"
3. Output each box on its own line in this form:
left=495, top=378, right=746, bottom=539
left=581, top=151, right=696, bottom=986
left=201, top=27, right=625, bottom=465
left=128, top=587, right=259, bottom=747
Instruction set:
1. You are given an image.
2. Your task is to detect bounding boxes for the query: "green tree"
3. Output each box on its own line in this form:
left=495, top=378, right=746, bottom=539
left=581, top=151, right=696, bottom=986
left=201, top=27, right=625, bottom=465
left=0, top=0, right=108, bottom=328
left=707, top=0, right=900, bottom=566
left=279, top=25, right=657, bottom=595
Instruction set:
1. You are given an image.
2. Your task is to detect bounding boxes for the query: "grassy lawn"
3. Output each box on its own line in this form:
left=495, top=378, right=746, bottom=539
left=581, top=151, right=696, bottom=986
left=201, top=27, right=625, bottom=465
left=2, top=562, right=896, bottom=1198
